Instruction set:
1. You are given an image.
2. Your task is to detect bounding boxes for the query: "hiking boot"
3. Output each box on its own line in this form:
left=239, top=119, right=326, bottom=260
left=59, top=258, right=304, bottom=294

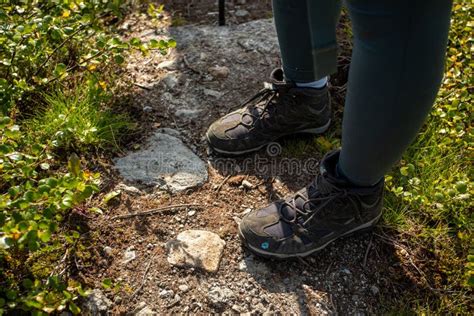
left=238, top=150, right=384, bottom=258
left=206, top=69, right=331, bottom=155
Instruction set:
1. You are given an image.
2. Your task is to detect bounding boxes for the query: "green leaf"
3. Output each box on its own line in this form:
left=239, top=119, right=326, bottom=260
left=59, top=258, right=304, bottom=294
left=39, top=230, right=52, bottom=242
left=102, top=278, right=113, bottom=289
left=102, top=190, right=121, bottom=204
left=168, top=39, right=177, bottom=48
left=69, top=302, right=81, bottom=315
left=114, top=54, right=124, bottom=64
left=67, top=153, right=81, bottom=177
left=54, top=63, right=67, bottom=77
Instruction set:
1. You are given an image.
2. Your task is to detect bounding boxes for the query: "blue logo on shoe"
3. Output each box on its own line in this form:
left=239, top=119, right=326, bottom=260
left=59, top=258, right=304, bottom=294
left=261, top=242, right=269, bottom=250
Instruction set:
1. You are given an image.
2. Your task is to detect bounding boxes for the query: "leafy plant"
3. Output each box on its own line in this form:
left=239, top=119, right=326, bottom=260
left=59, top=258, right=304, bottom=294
left=0, top=0, right=175, bottom=114
left=0, top=116, right=100, bottom=314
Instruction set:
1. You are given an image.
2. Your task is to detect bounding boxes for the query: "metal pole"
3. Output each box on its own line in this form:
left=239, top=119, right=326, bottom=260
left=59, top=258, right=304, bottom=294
left=219, top=0, right=225, bottom=26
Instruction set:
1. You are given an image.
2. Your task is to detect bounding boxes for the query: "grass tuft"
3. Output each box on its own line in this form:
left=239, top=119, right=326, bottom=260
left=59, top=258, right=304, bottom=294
left=27, top=86, right=131, bottom=152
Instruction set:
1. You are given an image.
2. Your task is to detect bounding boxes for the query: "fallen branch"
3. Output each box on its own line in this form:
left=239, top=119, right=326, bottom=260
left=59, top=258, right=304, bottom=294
left=111, top=203, right=202, bottom=220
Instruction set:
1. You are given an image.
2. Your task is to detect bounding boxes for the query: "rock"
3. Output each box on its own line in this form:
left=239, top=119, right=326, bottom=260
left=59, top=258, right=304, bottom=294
left=81, top=289, right=112, bottom=315
left=166, top=230, right=225, bottom=273
left=114, top=131, right=208, bottom=192
left=208, top=65, right=230, bottom=79
left=103, top=246, right=113, bottom=256
left=116, top=183, right=142, bottom=195
left=174, top=108, right=203, bottom=119
left=133, top=302, right=147, bottom=313
left=235, top=9, right=249, bottom=17
left=187, top=210, right=196, bottom=216
left=159, top=289, right=173, bottom=298
left=203, top=88, right=224, bottom=98
left=143, top=106, right=153, bottom=113
left=136, top=306, right=156, bottom=315
left=122, top=246, right=136, bottom=264
left=162, top=73, right=179, bottom=89
left=341, top=268, right=351, bottom=275
left=207, top=286, right=235, bottom=306
left=241, top=180, right=254, bottom=189
left=370, top=285, right=379, bottom=295
left=178, top=284, right=190, bottom=292
left=157, top=60, right=177, bottom=70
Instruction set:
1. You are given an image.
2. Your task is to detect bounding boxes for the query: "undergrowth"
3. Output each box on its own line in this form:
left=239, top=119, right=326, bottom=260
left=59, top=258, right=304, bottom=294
left=0, top=1, right=174, bottom=314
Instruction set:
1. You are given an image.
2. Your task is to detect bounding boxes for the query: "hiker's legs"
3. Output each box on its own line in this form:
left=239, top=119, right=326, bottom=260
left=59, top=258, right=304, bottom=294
left=338, top=0, right=452, bottom=185
left=272, top=0, right=342, bottom=82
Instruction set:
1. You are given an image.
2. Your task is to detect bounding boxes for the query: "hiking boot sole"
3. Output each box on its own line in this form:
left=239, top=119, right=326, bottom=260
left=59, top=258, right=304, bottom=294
left=238, top=211, right=381, bottom=259
left=207, top=119, right=331, bottom=156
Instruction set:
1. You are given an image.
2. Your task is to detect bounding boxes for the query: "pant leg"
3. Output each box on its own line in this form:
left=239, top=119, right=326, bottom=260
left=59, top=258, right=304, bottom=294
left=272, top=0, right=342, bottom=82
left=339, top=0, right=453, bottom=186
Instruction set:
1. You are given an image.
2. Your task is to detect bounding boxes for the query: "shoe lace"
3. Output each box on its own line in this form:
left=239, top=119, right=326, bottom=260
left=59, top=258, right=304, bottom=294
left=280, top=175, right=361, bottom=235
left=234, top=82, right=294, bottom=127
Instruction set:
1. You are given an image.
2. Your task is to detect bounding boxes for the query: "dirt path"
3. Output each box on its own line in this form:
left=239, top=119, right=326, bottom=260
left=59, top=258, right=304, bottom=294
left=78, top=6, right=427, bottom=315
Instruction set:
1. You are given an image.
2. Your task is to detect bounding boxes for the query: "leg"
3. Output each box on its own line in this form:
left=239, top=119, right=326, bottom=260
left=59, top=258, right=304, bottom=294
left=339, top=0, right=453, bottom=185
left=272, top=0, right=342, bottom=82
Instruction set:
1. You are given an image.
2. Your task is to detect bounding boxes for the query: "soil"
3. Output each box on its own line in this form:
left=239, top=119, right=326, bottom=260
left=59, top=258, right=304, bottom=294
left=74, top=2, right=435, bottom=314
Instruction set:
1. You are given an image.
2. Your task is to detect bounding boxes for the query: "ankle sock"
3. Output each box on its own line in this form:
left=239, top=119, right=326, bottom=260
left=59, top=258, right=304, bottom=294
left=296, top=76, right=328, bottom=89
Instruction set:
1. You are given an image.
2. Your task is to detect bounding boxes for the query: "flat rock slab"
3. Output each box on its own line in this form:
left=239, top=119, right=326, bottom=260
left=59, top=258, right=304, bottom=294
left=114, top=130, right=207, bottom=192
left=166, top=230, right=225, bottom=273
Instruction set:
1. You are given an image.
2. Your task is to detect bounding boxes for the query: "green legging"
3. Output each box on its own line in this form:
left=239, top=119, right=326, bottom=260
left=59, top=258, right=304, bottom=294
left=273, top=0, right=453, bottom=186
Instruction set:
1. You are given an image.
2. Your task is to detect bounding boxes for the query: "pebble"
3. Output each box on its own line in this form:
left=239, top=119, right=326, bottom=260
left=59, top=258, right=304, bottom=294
left=203, top=88, right=224, bottom=98
left=122, top=246, right=136, bottom=264
left=103, top=246, right=113, bottom=256
left=143, top=106, right=153, bottom=113
left=208, top=65, right=230, bottom=79
left=242, top=180, right=254, bottom=189
left=235, top=9, right=249, bottom=17
left=207, top=286, right=235, bottom=305
left=370, top=285, right=380, bottom=295
left=115, top=183, right=142, bottom=195
left=178, top=284, right=190, bottom=292
left=162, top=73, right=179, bottom=89
left=187, top=210, right=196, bottom=216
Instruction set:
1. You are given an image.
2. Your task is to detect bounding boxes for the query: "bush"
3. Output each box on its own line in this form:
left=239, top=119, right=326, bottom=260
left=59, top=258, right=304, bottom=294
left=0, top=116, right=99, bottom=314
left=0, top=1, right=176, bottom=314
left=0, top=0, right=175, bottom=114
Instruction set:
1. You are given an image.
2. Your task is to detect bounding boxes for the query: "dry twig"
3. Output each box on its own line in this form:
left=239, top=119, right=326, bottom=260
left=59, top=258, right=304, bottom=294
left=129, top=253, right=156, bottom=301
left=362, top=233, right=373, bottom=267
left=111, top=203, right=202, bottom=220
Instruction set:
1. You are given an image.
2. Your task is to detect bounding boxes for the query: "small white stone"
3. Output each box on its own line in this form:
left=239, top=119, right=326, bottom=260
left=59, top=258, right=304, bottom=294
left=187, top=210, right=196, bottom=216
left=122, top=247, right=136, bottom=264
left=178, top=284, right=189, bottom=292
left=103, top=246, right=113, bottom=256
left=242, top=180, right=254, bottom=189
left=143, top=106, right=153, bottom=113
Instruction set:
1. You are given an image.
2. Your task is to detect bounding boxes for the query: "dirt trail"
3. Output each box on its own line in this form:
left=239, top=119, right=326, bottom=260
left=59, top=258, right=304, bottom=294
left=79, top=6, right=423, bottom=315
